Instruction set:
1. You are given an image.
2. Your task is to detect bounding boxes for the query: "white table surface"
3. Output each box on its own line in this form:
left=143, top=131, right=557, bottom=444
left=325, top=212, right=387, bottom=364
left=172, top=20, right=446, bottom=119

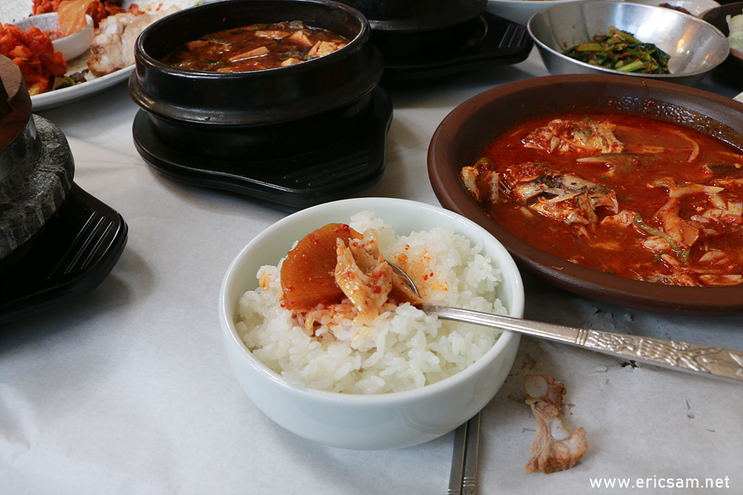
left=2, top=49, right=742, bottom=495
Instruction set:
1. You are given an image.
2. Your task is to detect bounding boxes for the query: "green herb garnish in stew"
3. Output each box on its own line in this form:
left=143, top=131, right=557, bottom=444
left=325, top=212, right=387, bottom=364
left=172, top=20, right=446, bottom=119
left=562, top=26, right=671, bottom=74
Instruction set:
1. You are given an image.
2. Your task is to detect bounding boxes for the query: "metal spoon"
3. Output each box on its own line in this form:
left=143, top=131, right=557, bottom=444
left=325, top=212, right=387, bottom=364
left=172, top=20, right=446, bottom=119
left=390, top=263, right=743, bottom=383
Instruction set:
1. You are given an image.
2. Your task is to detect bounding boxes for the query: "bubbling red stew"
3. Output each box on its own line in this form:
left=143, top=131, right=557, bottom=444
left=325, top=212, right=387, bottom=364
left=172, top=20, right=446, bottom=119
left=461, top=113, right=743, bottom=287
left=161, top=21, right=348, bottom=72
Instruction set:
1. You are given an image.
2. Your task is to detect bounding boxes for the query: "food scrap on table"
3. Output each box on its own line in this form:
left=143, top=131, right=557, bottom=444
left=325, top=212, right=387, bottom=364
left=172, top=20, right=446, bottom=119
left=524, top=374, right=588, bottom=474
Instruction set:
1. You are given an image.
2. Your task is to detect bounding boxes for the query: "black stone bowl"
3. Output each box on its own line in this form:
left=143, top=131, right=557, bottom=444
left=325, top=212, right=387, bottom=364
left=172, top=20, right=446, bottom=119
left=335, top=0, right=487, bottom=31
left=335, top=0, right=488, bottom=62
left=129, top=0, right=384, bottom=160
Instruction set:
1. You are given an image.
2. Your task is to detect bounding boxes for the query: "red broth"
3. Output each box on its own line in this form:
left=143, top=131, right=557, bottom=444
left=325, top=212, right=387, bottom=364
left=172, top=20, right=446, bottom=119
left=161, top=21, right=348, bottom=72
left=462, top=112, right=743, bottom=287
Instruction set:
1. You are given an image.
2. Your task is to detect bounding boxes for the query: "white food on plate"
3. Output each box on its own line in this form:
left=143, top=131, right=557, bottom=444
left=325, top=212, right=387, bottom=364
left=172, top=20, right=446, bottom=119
left=235, top=211, right=507, bottom=395
left=87, top=6, right=179, bottom=76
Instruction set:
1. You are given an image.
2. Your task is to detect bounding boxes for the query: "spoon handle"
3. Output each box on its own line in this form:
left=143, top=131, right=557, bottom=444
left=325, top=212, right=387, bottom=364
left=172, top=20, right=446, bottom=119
left=425, top=306, right=743, bottom=383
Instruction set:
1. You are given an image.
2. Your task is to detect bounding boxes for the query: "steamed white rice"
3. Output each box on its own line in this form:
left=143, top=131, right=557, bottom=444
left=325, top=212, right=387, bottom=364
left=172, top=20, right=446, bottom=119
left=235, top=211, right=507, bottom=394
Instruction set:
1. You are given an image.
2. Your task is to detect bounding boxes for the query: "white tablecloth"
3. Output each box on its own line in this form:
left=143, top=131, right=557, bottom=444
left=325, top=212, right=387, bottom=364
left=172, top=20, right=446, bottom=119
left=2, top=49, right=742, bottom=495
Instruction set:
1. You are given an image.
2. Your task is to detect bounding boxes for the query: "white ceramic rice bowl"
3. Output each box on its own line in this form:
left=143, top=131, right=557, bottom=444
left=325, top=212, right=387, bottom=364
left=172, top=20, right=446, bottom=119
left=219, top=198, right=524, bottom=450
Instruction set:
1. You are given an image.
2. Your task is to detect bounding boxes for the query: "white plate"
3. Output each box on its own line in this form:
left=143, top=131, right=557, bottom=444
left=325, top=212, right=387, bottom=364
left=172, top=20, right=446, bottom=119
left=0, top=0, right=201, bottom=111
left=31, top=61, right=134, bottom=111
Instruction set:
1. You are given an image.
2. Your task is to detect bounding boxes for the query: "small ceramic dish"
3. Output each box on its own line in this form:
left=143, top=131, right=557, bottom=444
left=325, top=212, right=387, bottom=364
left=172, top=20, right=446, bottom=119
left=13, top=12, right=94, bottom=61
left=219, top=198, right=524, bottom=450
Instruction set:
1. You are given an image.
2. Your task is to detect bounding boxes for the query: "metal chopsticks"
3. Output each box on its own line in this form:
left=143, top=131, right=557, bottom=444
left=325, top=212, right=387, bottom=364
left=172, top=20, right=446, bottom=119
left=448, top=422, right=467, bottom=495
left=447, top=412, right=481, bottom=495
left=462, top=413, right=481, bottom=495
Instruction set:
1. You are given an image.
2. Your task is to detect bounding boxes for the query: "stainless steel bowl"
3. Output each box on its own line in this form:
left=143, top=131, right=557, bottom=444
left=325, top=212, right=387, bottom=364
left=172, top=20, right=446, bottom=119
left=528, top=0, right=730, bottom=86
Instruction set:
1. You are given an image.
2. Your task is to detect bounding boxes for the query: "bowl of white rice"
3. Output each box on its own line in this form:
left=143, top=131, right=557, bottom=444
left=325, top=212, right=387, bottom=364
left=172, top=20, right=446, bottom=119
left=219, top=198, right=523, bottom=450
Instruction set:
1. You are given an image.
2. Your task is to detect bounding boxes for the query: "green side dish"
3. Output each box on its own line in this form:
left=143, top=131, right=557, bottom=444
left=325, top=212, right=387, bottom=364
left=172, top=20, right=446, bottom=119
left=562, top=26, right=671, bottom=74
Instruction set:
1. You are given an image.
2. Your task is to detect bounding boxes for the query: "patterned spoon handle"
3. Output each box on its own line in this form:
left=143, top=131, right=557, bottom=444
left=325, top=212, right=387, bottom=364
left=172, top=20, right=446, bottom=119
left=425, top=306, right=743, bottom=383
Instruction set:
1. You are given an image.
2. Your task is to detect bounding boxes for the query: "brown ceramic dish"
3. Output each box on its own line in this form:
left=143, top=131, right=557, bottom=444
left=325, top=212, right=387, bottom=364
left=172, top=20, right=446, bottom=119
left=428, top=74, right=743, bottom=316
left=701, top=1, right=743, bottom=88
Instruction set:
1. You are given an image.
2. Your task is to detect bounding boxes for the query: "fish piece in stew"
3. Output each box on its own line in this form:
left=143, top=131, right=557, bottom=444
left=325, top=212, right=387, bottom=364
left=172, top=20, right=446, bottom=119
left=522, top=119, right=624, bottom=156
left=280, top=223, right=422, bottom=333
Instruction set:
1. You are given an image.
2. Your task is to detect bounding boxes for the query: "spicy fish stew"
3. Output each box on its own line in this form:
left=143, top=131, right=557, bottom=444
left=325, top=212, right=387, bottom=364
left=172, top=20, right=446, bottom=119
left=461, top=112, right=743, bottom=287
left=161, top=21, right=349, bottom=72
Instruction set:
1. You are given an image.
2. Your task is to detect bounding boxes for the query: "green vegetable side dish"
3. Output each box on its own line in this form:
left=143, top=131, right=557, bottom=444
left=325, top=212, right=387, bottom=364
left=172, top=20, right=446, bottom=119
left=562, top=26, right=671, bottom=74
